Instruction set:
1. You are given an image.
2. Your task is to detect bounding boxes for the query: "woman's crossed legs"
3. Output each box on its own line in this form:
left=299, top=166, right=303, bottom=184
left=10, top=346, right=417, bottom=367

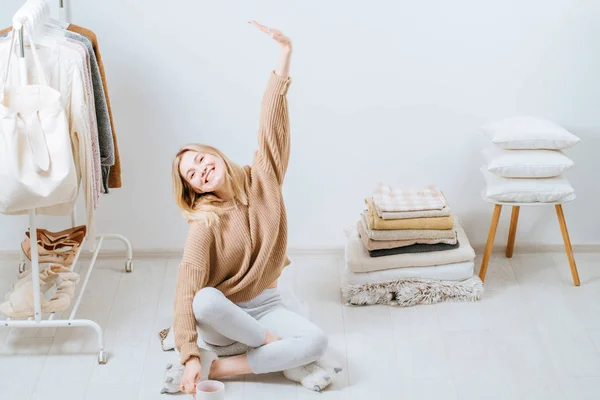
left=192, top=287, right=328, bottom=378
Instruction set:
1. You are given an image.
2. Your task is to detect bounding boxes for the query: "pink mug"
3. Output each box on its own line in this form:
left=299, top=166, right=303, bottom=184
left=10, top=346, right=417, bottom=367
left=193, top=380, right=225, bottom=400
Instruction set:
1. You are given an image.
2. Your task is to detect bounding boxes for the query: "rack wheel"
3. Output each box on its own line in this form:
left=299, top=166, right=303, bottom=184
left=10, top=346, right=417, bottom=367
left=125, top=260, right=133, bottom=273
left=18, top=262, right=26, bottom=273
left=98, top=351, right=107, bottom=364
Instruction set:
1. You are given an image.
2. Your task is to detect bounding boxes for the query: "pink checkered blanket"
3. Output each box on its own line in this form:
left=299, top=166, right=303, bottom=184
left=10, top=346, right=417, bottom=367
left=372, top=184, right=447, bottom=212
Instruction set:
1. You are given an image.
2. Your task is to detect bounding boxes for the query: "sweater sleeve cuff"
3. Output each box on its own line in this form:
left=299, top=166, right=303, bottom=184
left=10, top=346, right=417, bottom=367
left=180, top=342, right=202, bottom=365
left=269, top=70, right=292, bottom=96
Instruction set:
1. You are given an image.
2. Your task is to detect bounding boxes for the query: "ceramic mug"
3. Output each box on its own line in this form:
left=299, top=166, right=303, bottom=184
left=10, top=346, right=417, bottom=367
left=193, top=380, right=225, bottom=400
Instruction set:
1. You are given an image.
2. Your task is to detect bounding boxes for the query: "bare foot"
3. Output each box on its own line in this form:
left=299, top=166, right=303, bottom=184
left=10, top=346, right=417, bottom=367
left=209, top=353, right=252, bottom=379
left=207, top=330, right=280, bottom=379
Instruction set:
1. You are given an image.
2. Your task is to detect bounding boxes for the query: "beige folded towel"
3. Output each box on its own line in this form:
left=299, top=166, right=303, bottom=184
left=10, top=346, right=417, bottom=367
left=361, top=214, right=457, bottom=241
left=365, top=198, right=454, bottom=230
left=357, top=221, right=457, bottom=251
left=346, top=221, right=475, bottom=273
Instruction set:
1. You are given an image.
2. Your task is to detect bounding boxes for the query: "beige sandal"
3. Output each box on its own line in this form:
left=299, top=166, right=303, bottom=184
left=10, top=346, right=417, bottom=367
left=19, top=264, right=80, bottom=283
left=14, top=264, right=80, bottom=301
left=21, top=237, right=78, bottom=267
left=46, top=264, right=80, bottom=283
left=25, top=225, right=87, bottom=250
left=12, top=269, right=62, bottom=294
left=0, top=277, right=69, bottom=319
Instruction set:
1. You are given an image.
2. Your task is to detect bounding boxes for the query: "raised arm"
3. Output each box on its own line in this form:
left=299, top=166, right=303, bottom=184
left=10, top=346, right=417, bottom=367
left=250, top=21, right=293, bottom=184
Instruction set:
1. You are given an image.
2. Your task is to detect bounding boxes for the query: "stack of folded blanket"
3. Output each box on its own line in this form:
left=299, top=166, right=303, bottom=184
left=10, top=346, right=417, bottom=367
left=360, top=184, right=457, bottom=257
left=342, top=184, right=483, bottom=306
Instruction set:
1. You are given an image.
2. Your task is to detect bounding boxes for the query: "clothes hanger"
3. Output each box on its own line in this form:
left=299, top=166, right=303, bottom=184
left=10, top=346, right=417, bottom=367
left=44, top=1, right=81, bottom=40
left=15, top=1, right=61, bottom=49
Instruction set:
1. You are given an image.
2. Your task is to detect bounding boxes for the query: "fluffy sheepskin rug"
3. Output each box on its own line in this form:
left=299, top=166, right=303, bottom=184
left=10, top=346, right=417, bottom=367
left=341, top=276, right=484, bottom=306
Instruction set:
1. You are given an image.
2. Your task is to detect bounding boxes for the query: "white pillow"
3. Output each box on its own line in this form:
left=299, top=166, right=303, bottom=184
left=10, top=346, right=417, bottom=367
left=481, top=166, right=575, bottom=203
left=481, top=190, right=576, bottom=204
left=481, top=116, right=581, bottom=150
left=482, top=147, right=574, bottom=178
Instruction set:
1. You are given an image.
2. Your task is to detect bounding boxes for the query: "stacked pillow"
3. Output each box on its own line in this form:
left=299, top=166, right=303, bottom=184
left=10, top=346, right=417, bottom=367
left=480, top=116, right=580, bottom=203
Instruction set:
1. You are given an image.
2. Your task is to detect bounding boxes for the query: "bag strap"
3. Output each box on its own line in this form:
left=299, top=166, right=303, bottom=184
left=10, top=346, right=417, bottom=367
left=1, top=25, right=49, bottom=90
left=24, top=26, right=49, bottom=87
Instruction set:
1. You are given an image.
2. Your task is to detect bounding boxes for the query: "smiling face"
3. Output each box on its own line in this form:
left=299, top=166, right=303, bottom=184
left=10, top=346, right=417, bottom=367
left=178, top=150, right=226, bottom=194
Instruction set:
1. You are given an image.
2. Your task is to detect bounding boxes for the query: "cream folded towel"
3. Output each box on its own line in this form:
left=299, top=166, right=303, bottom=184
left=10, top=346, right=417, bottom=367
left=357, top=220, right=457, bottom=250
left=376, top=204, right=452, bottom=220
left=365, top=198, right=454, bottom=230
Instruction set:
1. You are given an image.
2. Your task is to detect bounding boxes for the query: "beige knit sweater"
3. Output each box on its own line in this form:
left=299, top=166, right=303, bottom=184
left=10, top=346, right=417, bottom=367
left=174, top=72, right=292, bottom=365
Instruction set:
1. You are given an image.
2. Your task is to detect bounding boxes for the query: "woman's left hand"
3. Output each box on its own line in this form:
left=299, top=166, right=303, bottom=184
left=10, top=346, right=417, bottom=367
left=249, top=20, right=292, bottom=50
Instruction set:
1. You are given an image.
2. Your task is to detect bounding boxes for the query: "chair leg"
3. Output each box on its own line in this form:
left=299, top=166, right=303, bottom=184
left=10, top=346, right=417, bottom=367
left=479, top=204, right=502, bottom=283
left=506, top=206, right=520, bottom=258
left=555, top=204, right=580, bottom=286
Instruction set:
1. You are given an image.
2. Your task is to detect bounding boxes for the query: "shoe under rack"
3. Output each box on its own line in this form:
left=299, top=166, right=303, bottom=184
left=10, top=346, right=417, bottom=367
left=4, top=221, right=134, bottom=366
left=2, top=212, right=133, bottom=365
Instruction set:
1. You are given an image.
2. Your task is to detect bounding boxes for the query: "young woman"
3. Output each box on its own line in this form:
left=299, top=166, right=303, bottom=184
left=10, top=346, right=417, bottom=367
left=172, top=21, right=329, bottom=394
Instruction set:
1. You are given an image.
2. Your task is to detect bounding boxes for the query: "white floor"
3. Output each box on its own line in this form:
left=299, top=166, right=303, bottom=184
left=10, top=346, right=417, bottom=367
left=1, top=250, right=600, bottom=400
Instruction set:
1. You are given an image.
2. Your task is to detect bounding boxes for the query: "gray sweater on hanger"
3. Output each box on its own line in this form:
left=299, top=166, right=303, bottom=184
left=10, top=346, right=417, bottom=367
left=65, top=31, right=114, bottom=193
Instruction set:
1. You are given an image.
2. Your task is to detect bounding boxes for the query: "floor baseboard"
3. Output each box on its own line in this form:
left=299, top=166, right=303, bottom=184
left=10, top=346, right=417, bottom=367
left=1, top=243, right=599, bottom=263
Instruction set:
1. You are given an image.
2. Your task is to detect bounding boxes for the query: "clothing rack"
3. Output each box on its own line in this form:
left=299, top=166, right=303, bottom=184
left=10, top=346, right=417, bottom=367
left=1, top=0, right=133, bottom=365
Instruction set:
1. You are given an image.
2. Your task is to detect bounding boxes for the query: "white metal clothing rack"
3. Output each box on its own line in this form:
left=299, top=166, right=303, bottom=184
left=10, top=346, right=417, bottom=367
left=1, top=0, right=133, bottom=365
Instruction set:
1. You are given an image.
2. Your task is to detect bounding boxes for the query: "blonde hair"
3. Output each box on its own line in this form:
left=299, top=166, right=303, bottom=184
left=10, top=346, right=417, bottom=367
left=172, top=143, right=248, bottom=225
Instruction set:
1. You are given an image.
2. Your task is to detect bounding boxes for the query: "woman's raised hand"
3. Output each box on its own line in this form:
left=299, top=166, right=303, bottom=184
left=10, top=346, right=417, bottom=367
left=249, top=20, right=292, bottom=50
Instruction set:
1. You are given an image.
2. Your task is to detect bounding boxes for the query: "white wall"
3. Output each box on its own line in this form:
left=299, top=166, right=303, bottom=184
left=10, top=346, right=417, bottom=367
left=1, top=0, right=599, bottom=252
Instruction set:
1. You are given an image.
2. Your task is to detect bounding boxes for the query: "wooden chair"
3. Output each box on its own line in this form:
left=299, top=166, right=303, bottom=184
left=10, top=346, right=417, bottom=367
left=478, top=198, right=580, bottom=286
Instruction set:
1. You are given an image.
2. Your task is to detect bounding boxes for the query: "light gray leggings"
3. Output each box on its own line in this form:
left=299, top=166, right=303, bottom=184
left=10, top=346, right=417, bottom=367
left=193, top=287, right=328, bottom=374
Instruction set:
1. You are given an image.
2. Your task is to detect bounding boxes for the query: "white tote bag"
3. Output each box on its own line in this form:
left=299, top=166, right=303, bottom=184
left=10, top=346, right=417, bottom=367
left=0, top=28, right=78, bottom=214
